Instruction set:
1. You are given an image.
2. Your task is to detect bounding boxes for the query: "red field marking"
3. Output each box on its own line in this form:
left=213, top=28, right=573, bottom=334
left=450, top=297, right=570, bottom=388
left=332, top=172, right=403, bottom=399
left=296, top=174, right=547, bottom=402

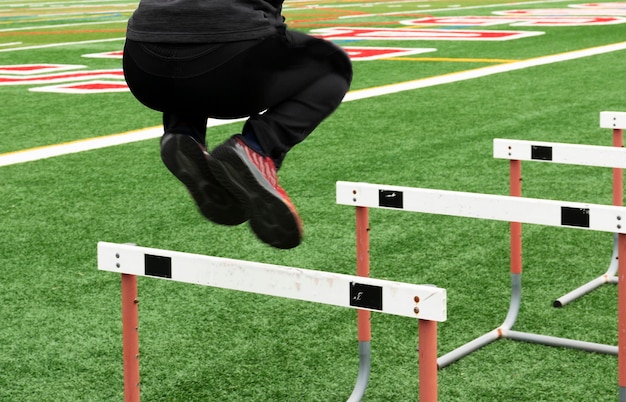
left=82, top=50, right=124, bottom=59
left=29, top=80, right=129, bottom=94
left=496, top=8, right=626, bottom=16
left=571, top=2, right=626, bottom=8
left=291, top=20, right=421, bottom=28
left=312, top=27, right=544, bottom=41
left=343, top=46, right=436, bottom=60
left=0, top=69, right=123, bottom=85
left=403, top=15, right=626, bottom=26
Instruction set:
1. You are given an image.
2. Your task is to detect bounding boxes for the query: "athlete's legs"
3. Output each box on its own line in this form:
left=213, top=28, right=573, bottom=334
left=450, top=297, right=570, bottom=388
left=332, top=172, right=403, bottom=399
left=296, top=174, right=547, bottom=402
left=122, top=33, right=352, bottom=246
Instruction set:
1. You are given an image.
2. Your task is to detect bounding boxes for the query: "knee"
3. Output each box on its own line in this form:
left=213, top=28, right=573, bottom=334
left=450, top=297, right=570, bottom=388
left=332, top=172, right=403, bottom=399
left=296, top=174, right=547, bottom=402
left=329, top=46, right=353, bottom=88
left=318, top=72, right=351, bottom=109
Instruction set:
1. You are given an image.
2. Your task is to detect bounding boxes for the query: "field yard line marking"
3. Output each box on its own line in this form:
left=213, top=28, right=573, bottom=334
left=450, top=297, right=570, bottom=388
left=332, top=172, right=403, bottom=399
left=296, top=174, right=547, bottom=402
left=286, top=0, right=440, bottom=11
left=1, top=40, right=625, bottom=167
left=340, top=0, right=571, bottom=19
left=2, top=0, right=135, bottom=5
left=387, top=57, right=519, bottom=63
left=344, top=40, right=626, bottom=101
left=0, top=20, right=129, bottom=33
left=0, top=119, right=245, bottom=167
left=0, top=127, right=163, bottom=167
left=0, top=37, right=125, bottom=52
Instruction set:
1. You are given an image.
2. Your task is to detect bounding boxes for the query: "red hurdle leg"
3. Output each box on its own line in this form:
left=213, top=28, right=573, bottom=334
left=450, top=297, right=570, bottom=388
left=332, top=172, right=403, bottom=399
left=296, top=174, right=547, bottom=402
left=347, top=206, right=373, bottom=402
left=619, top=234, right=626, bottom=400
left=419, top=319, right=438, bottom=402
left=616, top=128, right=625, bottom=401
left=356, top=206, right=371, bottom=342
left=617, top=233, right=626, bottom=402
left=613, top=127, right=623, bottom=207
left=510, top=159, right=522, bottom=276
left=121, top=274, right=140, bottom=402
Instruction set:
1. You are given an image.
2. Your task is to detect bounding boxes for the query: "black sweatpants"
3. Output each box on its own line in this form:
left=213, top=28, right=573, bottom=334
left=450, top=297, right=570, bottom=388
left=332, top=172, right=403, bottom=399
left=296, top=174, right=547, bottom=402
left=123, top=30, right=352, bottom=168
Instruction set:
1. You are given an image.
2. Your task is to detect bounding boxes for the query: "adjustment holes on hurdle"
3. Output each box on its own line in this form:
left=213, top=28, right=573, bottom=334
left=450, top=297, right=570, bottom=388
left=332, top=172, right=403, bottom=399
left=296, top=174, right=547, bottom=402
left=414, top=295, right=420, bottom=315
left=115, top=253, right=121, bottom=268
left=352, top=188, right=358, bottom=202
left=618, top=215, right=622, bottom=230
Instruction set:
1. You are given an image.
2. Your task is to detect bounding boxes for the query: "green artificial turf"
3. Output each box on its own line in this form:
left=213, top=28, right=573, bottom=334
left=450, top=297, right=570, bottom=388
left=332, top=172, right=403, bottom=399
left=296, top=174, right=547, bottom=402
left=2, top=0, right=626, bottom=400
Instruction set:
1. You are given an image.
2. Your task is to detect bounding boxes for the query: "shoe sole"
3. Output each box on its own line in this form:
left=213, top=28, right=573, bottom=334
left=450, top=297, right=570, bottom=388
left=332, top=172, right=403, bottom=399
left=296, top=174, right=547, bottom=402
left=160, top=134, right=248, bottom=226
left=211, top=141, right=302, bottom=249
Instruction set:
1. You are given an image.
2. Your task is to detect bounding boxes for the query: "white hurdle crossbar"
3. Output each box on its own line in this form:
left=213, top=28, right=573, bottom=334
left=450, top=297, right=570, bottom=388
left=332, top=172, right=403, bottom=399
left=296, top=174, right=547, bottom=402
left=494, top=111, right=626, bottom=307
left=337, top=183, right=626, bottom=232
left=336, top=181, right=626, bottom=401
left=97, top=241, right=447, bottom=402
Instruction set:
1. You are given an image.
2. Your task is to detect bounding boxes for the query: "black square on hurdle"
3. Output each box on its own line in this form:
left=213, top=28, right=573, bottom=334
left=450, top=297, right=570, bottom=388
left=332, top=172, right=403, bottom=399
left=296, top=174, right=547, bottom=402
left=379, top=189, right=403, bottom=209
left=350, top=282, right=383, bottom=311
left=145, top=254, right=172, bottom=278
left=531, top=145, right=553, bottom=161
left=560, top=206, right=590, bottom=228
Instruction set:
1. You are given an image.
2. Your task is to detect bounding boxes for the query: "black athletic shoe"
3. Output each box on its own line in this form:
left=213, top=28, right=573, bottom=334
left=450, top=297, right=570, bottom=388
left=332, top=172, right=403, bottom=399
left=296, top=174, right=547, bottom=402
left=210, top=135, right=303, bottom=249
left=160, top=133, right=248, bottom=226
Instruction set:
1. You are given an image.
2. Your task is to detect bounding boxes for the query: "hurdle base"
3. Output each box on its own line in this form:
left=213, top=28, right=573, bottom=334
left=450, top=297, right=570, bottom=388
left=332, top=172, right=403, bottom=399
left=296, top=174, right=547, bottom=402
left=438, top=328, right=617, bottom=369
left=437, top=330, right=501, bottom=368
left=553, top=234, right=619, bottom=307
left=438, top=272, right=618, bottom=368
left=553, top=274, right=618, bottom=308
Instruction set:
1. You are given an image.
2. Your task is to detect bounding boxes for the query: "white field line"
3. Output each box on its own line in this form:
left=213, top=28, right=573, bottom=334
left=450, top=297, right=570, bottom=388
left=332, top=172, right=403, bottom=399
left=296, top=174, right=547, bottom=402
left=286, top=0, right=442, bottom=11
left=0, top=20, right=128, bottom=34
left=0, top=120, right=244, bottom=167
left=12, top=10, right=131, bottom=17
left=22, top=3, right=137, bottom=10
left=0, top=0, right=132, bottom=3
left=0, top=36, right=125, bottom=52
left=344, top=41, right=626, bottom=101
left=1, top=40, right=625, bottom=167
left=0, top=2, right=133, bottom=9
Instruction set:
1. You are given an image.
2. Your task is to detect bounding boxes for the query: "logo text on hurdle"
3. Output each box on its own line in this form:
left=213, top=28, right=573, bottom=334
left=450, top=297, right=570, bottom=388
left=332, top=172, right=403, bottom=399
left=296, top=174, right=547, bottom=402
left=379, top=190, right=404, bottom=209
left=350, top=282, right=383, bottom=310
